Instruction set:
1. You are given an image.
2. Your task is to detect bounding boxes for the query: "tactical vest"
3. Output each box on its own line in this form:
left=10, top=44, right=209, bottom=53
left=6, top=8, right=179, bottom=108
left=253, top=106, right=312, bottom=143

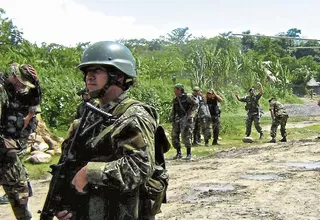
left=272, top=101, right=287, bottom=117
left=173, top=93, right=191, bottom=117
left=2, top=83, right=39, bottom=139
left=207, top=98, right=221, bottom=117
left=65, top=98, right=170, bottom=219
left=245, top=95, right=260, bottom=113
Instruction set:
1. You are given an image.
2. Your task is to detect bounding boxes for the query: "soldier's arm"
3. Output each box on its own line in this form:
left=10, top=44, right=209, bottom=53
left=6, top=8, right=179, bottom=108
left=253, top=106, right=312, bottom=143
left=269, top=103, right=275, bottom=120
left=86, top=105, right=157, bottom=192
left=213, top=92, right=223, bottom=102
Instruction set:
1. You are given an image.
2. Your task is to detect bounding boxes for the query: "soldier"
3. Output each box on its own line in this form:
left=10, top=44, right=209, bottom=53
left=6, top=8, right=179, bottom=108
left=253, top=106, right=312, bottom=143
left=235, top=83, right=264, bottom=139
left=0, top=63, right=42, bottom=219
left=192, top=87, right=211, bottom=146
left=268, top=97, right=288, bottom=143
left=206, top=89, right=223, bottom=145
left=55, top=41, right=169, bottom=220
left=170, top=84, right=199, bottom=160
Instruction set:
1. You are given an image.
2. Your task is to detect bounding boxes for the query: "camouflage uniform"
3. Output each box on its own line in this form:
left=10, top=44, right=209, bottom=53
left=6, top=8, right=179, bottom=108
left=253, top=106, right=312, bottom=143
left=238, top=93, right=263, bottom=137
left=207, top=97, right=221, bottom=144
left=193, top=94, right=211, bottom=145
left=60, top=94, right=163, bottom=219
left=0, top=66, right=41, bottom=219
left=47, top=41, right=168, bottom=220
left=170, top=91, right=198, bottom=158
left=269, top=100, right=288, bottom=141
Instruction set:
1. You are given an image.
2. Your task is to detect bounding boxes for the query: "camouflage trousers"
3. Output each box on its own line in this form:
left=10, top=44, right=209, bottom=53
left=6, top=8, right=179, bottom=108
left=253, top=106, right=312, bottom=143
left=171, top=117, right=194, bottom=149
left=211, top=116, right=221, bottom=141
left=0, top=150, right=32, bottom=220
left=193, top=117, right=212, bottom=143
left=245, top=113, right=263, bottom=136
left=270, top=115, right=288, bottom=138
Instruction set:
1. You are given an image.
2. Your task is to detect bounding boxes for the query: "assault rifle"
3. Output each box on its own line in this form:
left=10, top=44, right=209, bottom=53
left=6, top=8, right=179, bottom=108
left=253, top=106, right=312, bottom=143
left=39, top=102, right=115, bottom=220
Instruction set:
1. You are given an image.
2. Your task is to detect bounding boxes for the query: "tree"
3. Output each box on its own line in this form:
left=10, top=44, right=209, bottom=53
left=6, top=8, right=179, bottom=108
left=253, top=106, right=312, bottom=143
left=0, top=8, right=24, bottom=52
left=167, top=27, right=192, bottom=45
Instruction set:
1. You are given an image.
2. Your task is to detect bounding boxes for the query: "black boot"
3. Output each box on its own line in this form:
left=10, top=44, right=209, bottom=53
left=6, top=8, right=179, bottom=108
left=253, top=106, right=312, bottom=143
left=186, top=147, right=191, bottom=160
left=204, top=139, right=209, bottom=146
left=173, top=148, right=182, bottom=160
left=280, top=137, right=287, bottom=142
left=269, top=138, right=276, bottom=143
left=212, top=139, right=219, bottom=145
left=259, top=133, right=264, bottom=139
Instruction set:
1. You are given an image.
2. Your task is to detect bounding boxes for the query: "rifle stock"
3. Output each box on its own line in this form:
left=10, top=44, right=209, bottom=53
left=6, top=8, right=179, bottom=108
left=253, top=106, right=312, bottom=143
left=39, top=103, right=114, bottom=220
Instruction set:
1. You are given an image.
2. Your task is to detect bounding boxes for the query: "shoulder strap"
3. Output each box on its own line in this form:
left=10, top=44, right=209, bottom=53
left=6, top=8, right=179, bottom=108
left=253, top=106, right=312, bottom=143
left=112, top=98, right=141, bottom=117
left=91, top=98, right=141, bottom=148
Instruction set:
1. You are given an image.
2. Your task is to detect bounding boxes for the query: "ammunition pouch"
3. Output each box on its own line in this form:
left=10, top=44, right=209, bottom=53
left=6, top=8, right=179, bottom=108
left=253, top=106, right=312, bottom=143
left=141, top=166, right=169, bottom=216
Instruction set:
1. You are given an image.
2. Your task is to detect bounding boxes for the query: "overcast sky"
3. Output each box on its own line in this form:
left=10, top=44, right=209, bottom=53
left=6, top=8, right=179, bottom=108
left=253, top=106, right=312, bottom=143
left=2, top=0, right=320, bottom=46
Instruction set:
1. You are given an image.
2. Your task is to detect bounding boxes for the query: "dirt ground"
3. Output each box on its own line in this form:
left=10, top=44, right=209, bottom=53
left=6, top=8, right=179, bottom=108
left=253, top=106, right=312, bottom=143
left=1, top=99, right=320, bottom=220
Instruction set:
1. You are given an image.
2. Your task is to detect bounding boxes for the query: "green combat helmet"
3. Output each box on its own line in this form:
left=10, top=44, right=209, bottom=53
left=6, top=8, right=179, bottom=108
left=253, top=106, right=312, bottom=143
left=193, top=86, right=200, bottom=92
left=174, top=83, right=184, bottom=90
left=78, top=41, right=136, bottom=78
left=78, top=41, right=137, bottom=98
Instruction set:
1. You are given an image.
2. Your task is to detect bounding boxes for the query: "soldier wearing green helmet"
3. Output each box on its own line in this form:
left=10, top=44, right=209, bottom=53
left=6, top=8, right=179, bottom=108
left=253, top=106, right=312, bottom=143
left=53, top=41, right=169, bottom=220
left=170, top=83, right=199, bottom=160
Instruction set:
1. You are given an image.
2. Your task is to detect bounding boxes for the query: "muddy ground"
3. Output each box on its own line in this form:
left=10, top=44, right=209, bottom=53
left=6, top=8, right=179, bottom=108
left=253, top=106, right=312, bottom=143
left=1, top=99, right=320, bottom=220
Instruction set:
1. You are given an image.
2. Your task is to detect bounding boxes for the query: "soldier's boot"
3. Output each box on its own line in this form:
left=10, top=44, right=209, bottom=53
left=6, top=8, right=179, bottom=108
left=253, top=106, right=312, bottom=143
left=0, top=194, right=9, bottom=205
left=212, top=139, right=220, bottom=145
left=259, top=133, right=264, bottom=139
left=204, top=139, right=209, bottom=146
left=186, top=147, right=191, bottom=160
left=280, top=137, right=287, bottom=142
left=173, top=148, right=182, bottom=160
left=268, top=138, right=276, bottom=143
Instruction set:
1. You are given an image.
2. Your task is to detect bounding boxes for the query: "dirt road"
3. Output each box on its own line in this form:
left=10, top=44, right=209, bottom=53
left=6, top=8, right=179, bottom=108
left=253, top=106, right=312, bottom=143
left=1, top=98, right=320, bottom=220
left=157, top=139, right=320, bottom=220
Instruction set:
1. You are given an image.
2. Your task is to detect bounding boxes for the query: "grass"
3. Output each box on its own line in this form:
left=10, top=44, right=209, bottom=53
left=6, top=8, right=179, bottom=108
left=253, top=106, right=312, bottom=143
left=25, top=112, right=320, bottom=179
left=24, top=155, right=60, bottom=179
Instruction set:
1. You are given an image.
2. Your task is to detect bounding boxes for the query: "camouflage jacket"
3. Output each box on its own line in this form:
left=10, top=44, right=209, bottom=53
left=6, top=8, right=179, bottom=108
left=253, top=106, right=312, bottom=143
left=269, top=101, right=288, bottom=117
left=0, top=79, right=41, bottom=140
left=239, top=93, right=262, bottom=114
left=63, top=93, right=160, bottom=219
left=170, top=93, right=199, bottom=120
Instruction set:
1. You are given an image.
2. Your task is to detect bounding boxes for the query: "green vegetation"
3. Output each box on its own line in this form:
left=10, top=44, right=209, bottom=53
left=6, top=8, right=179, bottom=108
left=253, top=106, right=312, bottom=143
left=1, top=9, right=320, bottom=179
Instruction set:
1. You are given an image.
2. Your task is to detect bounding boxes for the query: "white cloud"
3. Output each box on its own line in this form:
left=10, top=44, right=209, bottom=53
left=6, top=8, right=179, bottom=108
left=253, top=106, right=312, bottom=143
left=2, top=0, right=171, bottom=46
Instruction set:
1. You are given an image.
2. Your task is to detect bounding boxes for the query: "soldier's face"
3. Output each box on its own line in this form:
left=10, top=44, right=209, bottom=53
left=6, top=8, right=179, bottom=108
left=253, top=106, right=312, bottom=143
left=85, top=66, right=108, bottom=91
left=12, top=76, right=28, bottom=93
left=174, top=88, right=182, bottom=96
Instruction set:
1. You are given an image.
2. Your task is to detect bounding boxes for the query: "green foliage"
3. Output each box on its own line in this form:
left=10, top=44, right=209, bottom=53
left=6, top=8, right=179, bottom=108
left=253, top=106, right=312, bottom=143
left=0, top=10, right=317, bottom=132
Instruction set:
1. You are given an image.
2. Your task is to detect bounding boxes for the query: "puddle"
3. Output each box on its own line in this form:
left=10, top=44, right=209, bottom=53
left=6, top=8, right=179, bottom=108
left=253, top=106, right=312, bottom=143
left=286, top=162, right=320, bottom=170
left=240, top=173, right=284, bottom=180
left=193, top=185, right=235, bottom=192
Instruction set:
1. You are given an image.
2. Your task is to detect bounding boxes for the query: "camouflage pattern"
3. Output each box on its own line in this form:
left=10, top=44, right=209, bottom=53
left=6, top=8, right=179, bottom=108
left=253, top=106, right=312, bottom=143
left=170, top=93, right=199, bottom=150
left=61, top=93, right=162, bottom=219
left=207, top=97, right=221, bottom=142
left=0, top=79, right=41, bottom=219
left=269, top=100, right=288, bottom=138
left=239, top=94, right=263, bottom=136
left=193, top=95, right=211, bottom=143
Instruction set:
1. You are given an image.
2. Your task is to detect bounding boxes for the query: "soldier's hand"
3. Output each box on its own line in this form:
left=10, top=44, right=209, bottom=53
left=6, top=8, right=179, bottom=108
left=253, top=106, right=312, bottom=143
left=234, top=92, right=239, bottom=96
left=187, top=117, right=194, bottom=123
left=21, top=64, right=39, bottom=82
left=72, top=166, right=88, bottom=193
left=56, top=210, right=73, bottom=220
